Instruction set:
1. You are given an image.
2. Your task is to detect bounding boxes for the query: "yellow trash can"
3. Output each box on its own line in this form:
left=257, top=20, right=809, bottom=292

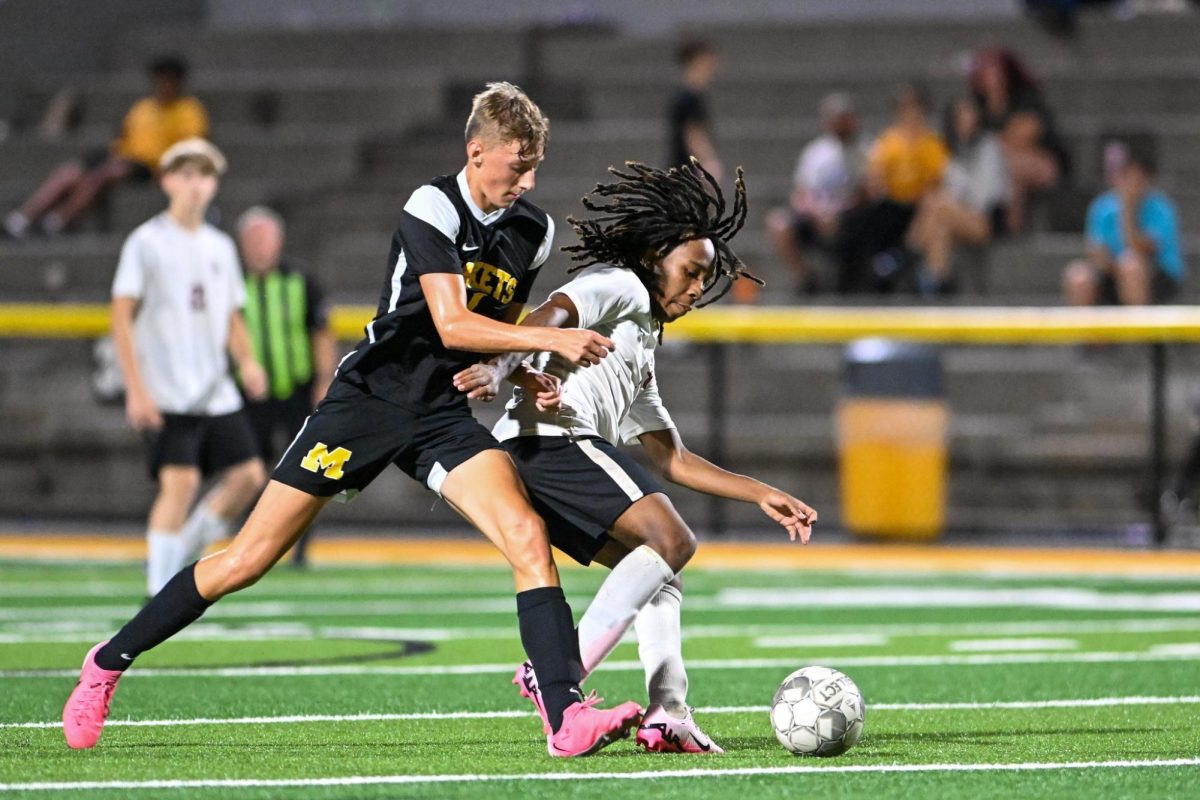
left=836, top=339, right=948, bottom=540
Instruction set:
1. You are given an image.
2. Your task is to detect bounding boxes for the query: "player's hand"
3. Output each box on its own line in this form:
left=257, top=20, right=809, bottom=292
left=126, top=389, right=163, bottom=432
left=514, top=369, right=562, bottom=411
left=552, top=328, right=613, bottom=367
left=759, top=490, right=816, bottom=544
left=453, top=363, right=502, bottom=401
left=240, top=359, right=269, bottom=402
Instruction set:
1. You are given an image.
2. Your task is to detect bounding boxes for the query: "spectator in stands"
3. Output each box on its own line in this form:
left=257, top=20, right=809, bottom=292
left=766, top=92, right=867, bottom=295
left=834, top=83, right=949, bottom=294
left=1062, top=143, right=1182, bottom=306
left=236, top=206, right=336, bottom=567
left=4, top=55, right=207, bottom=239
left=667, top=38, right=722, bottom=182
left=905, top=96, right=1009, bottom=295
left=970, top=47, right=1069, bottom=235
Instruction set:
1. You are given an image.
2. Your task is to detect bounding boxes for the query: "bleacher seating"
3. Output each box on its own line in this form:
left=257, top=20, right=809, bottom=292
left=2, top=12, right=1198, bottom=531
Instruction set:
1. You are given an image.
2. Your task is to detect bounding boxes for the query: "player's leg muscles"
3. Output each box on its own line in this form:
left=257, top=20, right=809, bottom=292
left=439, top=448, right=558, bottom=591
left=206, top=457, right=268, bottom=519
left=572, top=496, right=691, bottom=678
left=591, top=538, right=634, bottom=568
left=441, top=449, right=592, bottom=733
left=608, top=492, right=696, bottom=573
left=145, top=465, right=202, bottom=595
left=148, top=465, right=201, bottom=531
left=195, top=480, right=327, bottom=600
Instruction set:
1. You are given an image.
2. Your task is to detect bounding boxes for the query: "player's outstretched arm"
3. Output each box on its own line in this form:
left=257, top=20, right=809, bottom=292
left=638, top=427, right=816, bottom=543
left=453, top=292, right=579, bottom=406
left=422, top=273, right=610, bottom=366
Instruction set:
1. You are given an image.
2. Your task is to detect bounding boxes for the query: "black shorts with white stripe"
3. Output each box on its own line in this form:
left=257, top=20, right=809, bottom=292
left=501, top=434, right=665, bottom=566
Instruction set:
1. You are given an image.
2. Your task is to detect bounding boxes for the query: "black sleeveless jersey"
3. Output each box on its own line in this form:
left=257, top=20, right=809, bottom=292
left=336, top=172, right=552, bottom=410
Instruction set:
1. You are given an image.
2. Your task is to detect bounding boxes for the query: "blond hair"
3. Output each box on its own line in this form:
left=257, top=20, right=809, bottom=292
left=464, top=82, right=549, bottom=157
left=159, top=137, right=227, bottom=175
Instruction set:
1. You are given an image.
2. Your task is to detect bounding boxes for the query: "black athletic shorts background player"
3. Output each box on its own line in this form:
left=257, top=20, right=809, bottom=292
left=271, top=171, right=553, bottom=498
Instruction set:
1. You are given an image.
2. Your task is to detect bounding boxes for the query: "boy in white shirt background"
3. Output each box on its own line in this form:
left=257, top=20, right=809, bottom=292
left=110, top=138, right=268, bottom=597
left=454, top=160, right=817, bottom=753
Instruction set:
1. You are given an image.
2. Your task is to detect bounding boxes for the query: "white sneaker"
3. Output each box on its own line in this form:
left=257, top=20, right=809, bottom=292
left=635, top=704, right=724, bottom=754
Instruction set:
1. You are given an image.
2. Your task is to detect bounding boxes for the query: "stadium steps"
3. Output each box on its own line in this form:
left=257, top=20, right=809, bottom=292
left=3, top=11, right=1199, bottom=530
left=0, top=338, right=1191, bottom=529
left=538, top=16, right=1200, bottom=78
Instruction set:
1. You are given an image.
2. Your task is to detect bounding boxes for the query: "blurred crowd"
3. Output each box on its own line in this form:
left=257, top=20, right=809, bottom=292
left=2, top=40, right=1185, bottom=312
left=755, top=46, right=1181, bottom=307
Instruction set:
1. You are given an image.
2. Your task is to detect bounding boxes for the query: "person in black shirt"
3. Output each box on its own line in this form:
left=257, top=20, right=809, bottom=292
left=236, top=205, right=336, bottom=566
left=667, top=38, right=723, bottom=182
left=970, top=47, right=1069, bottom=234
left=63, top=83, right=644, bottom=758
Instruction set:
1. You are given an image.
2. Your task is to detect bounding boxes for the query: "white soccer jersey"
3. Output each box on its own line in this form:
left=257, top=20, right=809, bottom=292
left=492, top=265, right=675, bottom=446
left=111, top=213, right=246, bottom=415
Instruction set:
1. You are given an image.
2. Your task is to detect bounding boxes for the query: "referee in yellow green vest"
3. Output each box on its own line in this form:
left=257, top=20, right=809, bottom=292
left=236, top=206, right=336, bottom=565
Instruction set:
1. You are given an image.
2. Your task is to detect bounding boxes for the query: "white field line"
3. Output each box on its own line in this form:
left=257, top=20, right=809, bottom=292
left=5, top=695, right=1200, bottom=730
left=712, top=586, right=1200, bottom=612
left=7, top=567, right=1196, bottom=598
left=4, top=758, right=1200, bottom=791
left=0, top=598, right=518, bottom=622
left=0, top=578, right=519, bottom=599
left=948, top=638, right=1080, bottom=652
left=5, top=648, right=1200, bottom=679
left=10, top=584, right=1200, bottom=623
left=753, top=633, right=891, bottom=648
left=7, top=616, right=1200, bottom=646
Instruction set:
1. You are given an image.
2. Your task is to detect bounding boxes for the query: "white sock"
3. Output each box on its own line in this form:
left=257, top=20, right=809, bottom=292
left=634, top=582, right=688, bottom=716
left=179, top=504, right=233, bottom=563
left=146, top=529, right=183, bottom=596
left=577, top=545, right=674, bottom=680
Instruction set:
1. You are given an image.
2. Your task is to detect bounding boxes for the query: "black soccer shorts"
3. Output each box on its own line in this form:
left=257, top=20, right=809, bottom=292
left=271, top=377, right=502, bottom=498
left=501, top=434, right=665, bottom=566
left=143, top=410, right=260, bottom=480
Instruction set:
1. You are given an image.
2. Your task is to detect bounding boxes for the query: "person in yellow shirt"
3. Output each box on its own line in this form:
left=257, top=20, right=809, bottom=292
left=834, top=84, right=949, bottom=293
left=4, top=56, right=208, bottom=239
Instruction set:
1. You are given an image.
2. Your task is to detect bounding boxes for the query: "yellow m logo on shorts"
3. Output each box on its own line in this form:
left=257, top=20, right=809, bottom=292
left=300, top=442, right=352, bottom=480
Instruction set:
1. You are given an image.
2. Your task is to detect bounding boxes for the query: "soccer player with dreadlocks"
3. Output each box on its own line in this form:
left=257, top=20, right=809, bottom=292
left=453, top=159, right=817, bottom=753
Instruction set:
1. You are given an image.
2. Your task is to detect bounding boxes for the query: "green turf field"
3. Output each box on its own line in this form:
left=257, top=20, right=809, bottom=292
left=2, top=557, right=1200, bottom=798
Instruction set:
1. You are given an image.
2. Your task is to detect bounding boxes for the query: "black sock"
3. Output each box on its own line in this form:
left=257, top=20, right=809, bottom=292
left=516, top=586, right=583, bottom=733
left=94, top=563, right=213, bottom=671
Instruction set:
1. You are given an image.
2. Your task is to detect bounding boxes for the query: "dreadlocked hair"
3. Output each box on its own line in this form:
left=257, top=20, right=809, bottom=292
left=562, top=158, right=761, bottom=317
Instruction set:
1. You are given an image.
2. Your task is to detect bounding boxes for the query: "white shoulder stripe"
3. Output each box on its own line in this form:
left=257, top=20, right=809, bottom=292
left=530, top=216, right=555, bottom=271
left=403, top=185, right=460, bottom=241
left=387, top=249, right=408, bottom=313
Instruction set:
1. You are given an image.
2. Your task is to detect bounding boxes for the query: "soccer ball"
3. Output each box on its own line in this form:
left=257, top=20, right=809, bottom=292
left=770, top=665, right=865, bottom=756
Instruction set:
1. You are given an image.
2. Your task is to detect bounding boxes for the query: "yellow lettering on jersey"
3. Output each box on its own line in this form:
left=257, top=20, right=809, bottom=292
left=467, top=291, right=486, bottom=311
left=300, top=442, right=352, bottom=480
left=464, top=260, right=517, bottom=305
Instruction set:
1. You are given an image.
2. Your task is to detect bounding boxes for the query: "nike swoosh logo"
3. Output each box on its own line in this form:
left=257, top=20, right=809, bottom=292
left=462, top=244, right=480, bottom=252
left=120, top=653, right=133, bottom=661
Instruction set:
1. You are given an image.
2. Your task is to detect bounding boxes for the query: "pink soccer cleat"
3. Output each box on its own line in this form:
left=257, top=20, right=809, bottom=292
left=636, top=704, right=725, bottom=754
left=513, top=660, right=551, bottom=733
left=546, top=693, right=643, bottom=757
left=62, top=641, right=124, bottom=749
